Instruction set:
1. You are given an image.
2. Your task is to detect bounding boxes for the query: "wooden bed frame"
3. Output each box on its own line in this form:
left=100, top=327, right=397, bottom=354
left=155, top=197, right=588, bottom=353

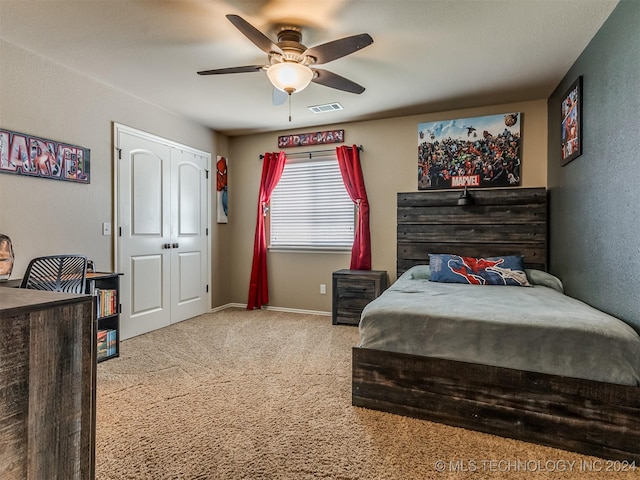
left=352, top=187, right=640, bottom=461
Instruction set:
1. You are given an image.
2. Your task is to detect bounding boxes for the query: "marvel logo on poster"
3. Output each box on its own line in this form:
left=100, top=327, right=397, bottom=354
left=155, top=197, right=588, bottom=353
left=0, top=128, right=90, bottom=184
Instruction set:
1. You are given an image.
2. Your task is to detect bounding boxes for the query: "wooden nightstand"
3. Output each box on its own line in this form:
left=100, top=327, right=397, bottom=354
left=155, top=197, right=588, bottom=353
left=332, top=269, right=388, bottom=325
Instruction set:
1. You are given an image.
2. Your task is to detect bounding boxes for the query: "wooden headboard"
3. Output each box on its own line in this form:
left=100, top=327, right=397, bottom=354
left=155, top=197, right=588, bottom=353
left=397, top=187, right=547, bottom=277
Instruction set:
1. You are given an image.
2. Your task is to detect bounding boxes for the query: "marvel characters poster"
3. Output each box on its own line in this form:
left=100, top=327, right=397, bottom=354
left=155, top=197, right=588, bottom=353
left=418, top=113, right=521, bottom=190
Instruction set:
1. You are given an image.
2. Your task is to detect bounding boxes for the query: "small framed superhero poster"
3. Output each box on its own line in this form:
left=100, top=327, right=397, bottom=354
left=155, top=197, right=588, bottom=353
left=216, top=155, right=228, bottom=223
left=561, top=76, right=583, bottom=166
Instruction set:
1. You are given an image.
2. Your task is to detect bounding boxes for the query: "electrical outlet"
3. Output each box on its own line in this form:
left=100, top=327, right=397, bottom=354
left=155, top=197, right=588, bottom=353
left=320, top=284, right=327, bottom=295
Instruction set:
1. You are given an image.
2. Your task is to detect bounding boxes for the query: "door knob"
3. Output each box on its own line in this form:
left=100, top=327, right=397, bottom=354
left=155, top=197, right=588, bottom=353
left=163, top=243, right=171, bottom=249
left=172, top=243, right=179, bottom=249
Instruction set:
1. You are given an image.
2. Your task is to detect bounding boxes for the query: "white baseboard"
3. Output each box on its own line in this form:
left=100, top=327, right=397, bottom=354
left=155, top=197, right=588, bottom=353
left=209, top=303, right=331, bottom=317
left=209, top=303, right=244, bottom=313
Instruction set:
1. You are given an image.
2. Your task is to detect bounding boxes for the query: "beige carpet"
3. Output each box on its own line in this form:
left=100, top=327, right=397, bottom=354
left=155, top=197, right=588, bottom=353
left=96, top=308, right=638, bottom=479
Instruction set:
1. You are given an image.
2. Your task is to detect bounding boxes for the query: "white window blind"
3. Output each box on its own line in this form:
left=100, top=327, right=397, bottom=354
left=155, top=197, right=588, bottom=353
left=270, top=156, right=355, bottom=249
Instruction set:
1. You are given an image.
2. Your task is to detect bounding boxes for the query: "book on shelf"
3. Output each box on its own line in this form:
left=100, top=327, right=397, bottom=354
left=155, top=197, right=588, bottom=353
left=107, top=329, right=117, bottom=356
left=93, top=288, right=118, bottom=318
left=97, top=328, right=117, bottom=359
left=97, top=329, right=108, bottom=359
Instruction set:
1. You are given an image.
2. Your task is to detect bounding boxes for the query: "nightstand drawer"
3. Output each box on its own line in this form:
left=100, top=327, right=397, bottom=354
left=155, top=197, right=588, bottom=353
left=336, top=278, right=376, bottom=300
left=332, top=269, right=387, bottom=325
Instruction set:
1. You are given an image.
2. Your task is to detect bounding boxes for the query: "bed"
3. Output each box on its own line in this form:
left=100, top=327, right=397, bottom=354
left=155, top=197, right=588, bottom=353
left=352, top=187, right=640, bottom=461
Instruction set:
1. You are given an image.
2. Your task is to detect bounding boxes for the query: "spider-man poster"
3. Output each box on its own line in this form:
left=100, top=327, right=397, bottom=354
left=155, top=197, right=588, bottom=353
left=216, top=155, right=228, bottom=223
left=418, top=112, right=521, bottom=190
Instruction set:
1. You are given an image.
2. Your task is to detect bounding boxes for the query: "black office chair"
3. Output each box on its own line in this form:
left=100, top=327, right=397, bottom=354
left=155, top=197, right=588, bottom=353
left=20, top=255, right=88, bottom=293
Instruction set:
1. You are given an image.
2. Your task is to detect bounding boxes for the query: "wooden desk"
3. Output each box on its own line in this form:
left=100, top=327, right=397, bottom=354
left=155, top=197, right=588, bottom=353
left=0, top=288, right=96, bottom=480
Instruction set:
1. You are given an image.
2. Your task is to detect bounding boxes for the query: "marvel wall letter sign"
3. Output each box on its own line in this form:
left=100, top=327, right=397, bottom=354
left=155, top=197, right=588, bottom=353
left=0, top=128, right=90, bottom=184
left=418, top=113, right=521, bottom=190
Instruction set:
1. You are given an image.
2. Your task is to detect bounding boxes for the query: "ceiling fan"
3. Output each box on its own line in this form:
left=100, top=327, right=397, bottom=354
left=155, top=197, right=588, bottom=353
left=197, top=15, right=373, bottom=105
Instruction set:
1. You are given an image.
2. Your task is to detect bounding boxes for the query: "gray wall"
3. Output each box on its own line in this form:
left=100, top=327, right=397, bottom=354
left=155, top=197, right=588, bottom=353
left=547, top=0, right=640, bottom=333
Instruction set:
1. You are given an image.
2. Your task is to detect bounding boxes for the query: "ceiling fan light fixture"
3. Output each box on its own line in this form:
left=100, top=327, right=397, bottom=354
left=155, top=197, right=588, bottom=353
left=267, top=62, right=313, bottom=94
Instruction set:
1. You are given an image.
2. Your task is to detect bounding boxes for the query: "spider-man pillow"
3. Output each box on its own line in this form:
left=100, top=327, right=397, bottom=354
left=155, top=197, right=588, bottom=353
left=429, top=254, right=531, bottom=286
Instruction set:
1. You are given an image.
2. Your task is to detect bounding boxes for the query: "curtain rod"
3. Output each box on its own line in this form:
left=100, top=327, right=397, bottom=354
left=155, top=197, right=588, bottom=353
left=259, top=145, right=363, bottom=160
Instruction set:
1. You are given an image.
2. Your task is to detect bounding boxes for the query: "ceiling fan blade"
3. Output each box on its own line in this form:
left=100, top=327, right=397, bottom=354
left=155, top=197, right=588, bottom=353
left=312, top=69, right=365, bottom=94
left=226, top=14, right=283, bottom=56
left=304, top=34, right=373, bottom=65
left=197, top=65, right=265, bottom=75
left=273, top=88, right=288, bottom=105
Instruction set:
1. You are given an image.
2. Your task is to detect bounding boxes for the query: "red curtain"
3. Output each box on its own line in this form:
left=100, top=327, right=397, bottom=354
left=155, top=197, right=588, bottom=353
left=247, top=151, right=287, bottom=309
left=336, top=145, right=371, bottom=270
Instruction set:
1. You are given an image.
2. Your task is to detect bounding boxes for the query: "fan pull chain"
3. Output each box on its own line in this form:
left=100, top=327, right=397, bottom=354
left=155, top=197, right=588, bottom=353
left=288, top=93, right=292, bottom=122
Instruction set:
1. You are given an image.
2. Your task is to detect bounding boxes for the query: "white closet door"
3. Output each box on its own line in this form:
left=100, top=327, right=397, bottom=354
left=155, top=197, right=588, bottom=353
left=170, top=148, right=209, bottom=323
left=116, top=125, right=210, bottom=339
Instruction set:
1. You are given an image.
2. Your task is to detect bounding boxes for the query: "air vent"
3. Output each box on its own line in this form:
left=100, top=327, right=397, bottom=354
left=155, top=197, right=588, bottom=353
left=308, top=102, right=343, bottom=114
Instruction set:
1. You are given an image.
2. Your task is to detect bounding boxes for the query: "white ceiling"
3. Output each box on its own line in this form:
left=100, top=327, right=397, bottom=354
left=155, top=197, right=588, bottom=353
left=0, top=0, right=618, bottom=136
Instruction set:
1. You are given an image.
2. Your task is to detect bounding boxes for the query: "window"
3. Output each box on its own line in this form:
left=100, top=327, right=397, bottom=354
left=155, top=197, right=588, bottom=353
left=269, top=156, right=354, bottom=250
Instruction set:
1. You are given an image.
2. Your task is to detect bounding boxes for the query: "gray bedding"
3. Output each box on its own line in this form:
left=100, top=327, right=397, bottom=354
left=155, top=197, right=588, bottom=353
left=358, top=265, right=640, bottom=386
